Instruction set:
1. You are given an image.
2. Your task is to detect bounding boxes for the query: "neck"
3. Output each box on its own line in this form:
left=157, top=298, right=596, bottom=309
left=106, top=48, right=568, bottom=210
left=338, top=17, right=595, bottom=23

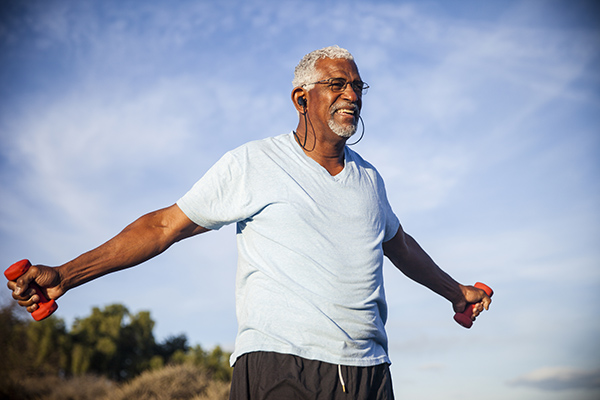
left=294, top=123, right=347, bottom=176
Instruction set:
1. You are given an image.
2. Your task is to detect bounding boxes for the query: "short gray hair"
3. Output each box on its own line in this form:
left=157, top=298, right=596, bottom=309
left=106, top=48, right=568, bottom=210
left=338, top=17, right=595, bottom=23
left=292, top=45, right=354, bottom=88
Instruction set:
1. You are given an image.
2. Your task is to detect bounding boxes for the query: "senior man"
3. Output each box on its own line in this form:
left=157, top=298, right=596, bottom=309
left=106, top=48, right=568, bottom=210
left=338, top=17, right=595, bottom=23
left=8, top=46, right=491, bottom=399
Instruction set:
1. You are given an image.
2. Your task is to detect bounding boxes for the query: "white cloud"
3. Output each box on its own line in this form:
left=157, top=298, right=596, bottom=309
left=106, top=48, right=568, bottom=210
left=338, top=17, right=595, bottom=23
left=1, top=2, right=599, bottom=399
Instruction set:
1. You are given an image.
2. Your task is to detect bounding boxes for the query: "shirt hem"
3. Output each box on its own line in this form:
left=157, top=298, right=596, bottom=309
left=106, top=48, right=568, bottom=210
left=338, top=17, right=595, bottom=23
left=230, top=345, right=390, bottom=368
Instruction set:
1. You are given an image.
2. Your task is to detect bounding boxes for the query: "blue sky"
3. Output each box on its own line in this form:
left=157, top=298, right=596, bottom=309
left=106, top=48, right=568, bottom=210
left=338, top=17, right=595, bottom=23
left=1, top=0, right=599, bottom=398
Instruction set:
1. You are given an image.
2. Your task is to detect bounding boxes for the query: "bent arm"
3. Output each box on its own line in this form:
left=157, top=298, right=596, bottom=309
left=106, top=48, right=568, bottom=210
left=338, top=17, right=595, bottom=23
left=383, top=226, right=491, bottom=314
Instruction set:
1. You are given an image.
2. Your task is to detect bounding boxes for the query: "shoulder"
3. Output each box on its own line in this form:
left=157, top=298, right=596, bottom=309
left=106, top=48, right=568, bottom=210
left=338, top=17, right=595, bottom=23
left=229, top=133, right=293, bottom=158
left=346, top=147, right=383, bottom=179
left=216, top=133, right=297, bottom=176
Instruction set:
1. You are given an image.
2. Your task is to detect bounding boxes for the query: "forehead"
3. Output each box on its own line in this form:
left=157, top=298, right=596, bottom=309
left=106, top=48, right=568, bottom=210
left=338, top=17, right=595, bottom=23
left=314, top=58, right=361, bottom=80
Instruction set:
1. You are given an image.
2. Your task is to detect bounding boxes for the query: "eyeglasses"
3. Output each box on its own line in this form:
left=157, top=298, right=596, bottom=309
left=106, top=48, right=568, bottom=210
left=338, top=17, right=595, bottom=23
left=303, top=77, right=369, bottom=95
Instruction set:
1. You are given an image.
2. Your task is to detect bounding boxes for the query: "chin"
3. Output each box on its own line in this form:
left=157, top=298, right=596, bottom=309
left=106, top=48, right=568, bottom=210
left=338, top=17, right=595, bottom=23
left=329, top=120, right=357, bottom=138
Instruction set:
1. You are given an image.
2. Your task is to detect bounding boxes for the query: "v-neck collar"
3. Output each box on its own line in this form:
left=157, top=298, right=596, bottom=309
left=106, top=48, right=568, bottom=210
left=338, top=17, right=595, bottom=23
left=289, top=132, right=350, bottom=181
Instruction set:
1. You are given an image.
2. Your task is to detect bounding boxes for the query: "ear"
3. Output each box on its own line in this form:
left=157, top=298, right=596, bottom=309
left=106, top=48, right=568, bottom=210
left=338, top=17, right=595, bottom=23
left=291, top=87, right=307, bottom=114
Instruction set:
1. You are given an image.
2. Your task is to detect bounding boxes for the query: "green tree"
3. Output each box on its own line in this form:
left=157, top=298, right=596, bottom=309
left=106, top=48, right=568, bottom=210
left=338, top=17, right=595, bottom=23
left=117, top=310, right=156, bottom=378
left=155, top=333, right=189, bottom=364
left=0, top=299, right=71, bottom=377
left=26, top=315, right=71, bottom=375
left=0, top=300, right=29, bottom=389
left=0, top=299, right=233, bottom=390
left=0, top=300, right=73, bottom=399
left=186, top=344, right=233, bottom=382
left=70, top=303, right=157, bottom=381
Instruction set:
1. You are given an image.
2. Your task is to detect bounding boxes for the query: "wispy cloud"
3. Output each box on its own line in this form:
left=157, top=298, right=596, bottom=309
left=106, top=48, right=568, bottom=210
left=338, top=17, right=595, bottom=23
left=508, top=366, right=600, bottom=392
left=418, top=362, right=445, bottom=372
left=1, top=2, right=599, bottom=399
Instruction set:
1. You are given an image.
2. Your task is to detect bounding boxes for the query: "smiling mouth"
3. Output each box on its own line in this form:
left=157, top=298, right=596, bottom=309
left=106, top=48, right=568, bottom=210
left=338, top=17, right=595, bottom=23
left=337, top=108, right=355, bottom=116
left=331, top=104, right=359, bottom=120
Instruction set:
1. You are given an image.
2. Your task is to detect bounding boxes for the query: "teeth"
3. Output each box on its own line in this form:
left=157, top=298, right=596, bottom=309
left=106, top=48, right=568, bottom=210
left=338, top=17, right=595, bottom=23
left=338, top=109, right=354, bottom=114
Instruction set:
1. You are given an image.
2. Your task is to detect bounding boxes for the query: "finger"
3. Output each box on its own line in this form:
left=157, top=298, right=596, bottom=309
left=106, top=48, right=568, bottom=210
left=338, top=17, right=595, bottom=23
left=7, top=280, right=25, bottom=296
left=12, top=286, right=36, bottom=300
left=15, top=274, right=33, bottom=293
left=471, top=302, right=486, bottom=318
left=26, top=303, right=39, bottom=313
left=483, top=296, right=492, bottom=310
left=17, top=293, right=40, bottom=307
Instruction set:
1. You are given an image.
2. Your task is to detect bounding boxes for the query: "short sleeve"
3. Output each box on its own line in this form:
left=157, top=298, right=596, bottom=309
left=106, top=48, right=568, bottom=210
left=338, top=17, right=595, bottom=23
left=177, top=151, right=252, bottom=230
left=378, top=176, right=400, bottom=242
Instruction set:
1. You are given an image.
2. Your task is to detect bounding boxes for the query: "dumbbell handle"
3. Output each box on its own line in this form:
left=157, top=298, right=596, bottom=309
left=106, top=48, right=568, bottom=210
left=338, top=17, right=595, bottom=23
left=454, top=282, right=493, bottom=329
left=4, top=259, right=58, bottom=321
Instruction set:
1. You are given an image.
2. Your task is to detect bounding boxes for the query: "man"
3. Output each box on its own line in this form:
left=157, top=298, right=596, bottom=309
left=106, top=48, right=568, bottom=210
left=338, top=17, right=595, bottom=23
left=7, top=46, right=491, bottom=399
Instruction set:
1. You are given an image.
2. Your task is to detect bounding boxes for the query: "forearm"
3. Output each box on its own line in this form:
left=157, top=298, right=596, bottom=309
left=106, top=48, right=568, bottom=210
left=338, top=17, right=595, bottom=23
left=57, top=206, right=203, bottom=293
left=384, top=230, right=464, bottom=304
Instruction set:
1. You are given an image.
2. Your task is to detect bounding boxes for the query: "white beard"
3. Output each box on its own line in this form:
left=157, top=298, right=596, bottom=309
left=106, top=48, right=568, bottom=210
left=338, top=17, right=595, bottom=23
left=328, top=115, right=357, bottom=138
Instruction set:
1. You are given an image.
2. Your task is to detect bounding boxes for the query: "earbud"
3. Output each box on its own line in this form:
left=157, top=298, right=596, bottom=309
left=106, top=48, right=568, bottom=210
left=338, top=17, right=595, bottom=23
left=297, top=97, right=306, bottom=107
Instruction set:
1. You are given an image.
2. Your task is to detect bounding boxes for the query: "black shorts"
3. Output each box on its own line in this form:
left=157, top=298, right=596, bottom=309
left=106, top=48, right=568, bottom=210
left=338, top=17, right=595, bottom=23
left=229, top=351, right=395, bottom=400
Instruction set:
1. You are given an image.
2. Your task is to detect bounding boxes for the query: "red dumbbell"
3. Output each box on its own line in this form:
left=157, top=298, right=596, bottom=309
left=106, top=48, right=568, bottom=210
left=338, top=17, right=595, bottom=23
left=4, top=259, right=58, bottom=321
left=454, top=282, right=493, bottom=328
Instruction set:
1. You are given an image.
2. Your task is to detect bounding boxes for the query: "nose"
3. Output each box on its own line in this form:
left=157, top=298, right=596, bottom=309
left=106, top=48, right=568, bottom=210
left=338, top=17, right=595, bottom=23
left=341, top=82, right=360, bottom=103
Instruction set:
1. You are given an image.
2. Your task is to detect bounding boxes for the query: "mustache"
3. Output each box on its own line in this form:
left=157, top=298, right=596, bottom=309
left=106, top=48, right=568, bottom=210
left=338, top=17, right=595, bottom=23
left=330, top=102, right=359, bottom=115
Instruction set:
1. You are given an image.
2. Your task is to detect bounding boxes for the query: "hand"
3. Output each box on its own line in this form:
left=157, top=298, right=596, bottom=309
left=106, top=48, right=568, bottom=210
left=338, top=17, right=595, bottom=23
left=453, top=284, right=492, bottom=321
left=7, top=264, right=64, bottom=313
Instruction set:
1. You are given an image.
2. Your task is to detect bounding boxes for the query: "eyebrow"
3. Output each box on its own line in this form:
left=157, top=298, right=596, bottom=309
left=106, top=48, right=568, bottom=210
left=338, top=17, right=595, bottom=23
left=329, top=77, right=365, bottom=83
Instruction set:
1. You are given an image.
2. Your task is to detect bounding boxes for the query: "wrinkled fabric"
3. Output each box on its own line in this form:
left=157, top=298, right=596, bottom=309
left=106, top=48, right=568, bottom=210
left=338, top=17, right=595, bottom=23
left=178, top=132, right=400, bottom=367
left=230, top=351, right=395, bottom=400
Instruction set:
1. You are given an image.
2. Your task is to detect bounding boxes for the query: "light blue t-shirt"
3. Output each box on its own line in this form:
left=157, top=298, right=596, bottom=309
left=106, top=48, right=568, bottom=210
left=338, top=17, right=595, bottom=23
left=177, top=132, right=400, bottom=367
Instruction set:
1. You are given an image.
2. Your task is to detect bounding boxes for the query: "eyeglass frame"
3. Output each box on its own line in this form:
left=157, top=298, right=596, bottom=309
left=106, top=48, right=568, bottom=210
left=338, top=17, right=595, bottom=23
left=302, top=77, right=369, bottom=95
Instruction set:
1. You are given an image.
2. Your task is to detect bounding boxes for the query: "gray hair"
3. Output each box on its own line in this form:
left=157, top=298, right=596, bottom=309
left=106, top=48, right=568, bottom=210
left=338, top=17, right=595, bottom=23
left=292, top=45, right=354, bottom=89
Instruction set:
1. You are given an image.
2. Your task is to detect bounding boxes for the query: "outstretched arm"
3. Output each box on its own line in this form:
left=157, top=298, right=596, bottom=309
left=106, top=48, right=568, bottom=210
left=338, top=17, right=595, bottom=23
left=8, top=204, right=208, bottom=313
left=382, top=226, right=491, bottom=318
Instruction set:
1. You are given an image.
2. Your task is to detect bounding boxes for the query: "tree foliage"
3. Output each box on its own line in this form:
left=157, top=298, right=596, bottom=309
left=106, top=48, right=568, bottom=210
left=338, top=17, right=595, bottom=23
left=68, top=304, right=157, bottom=380
left=0, top=300, right=232, bottom=391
